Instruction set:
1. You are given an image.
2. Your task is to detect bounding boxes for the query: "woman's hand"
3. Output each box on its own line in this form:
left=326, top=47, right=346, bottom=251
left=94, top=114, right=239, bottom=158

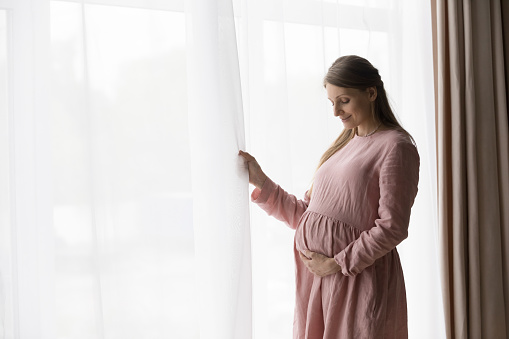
left=299, top=250, right=342, bottom=277
left=238, top=150, right=268, bottom=189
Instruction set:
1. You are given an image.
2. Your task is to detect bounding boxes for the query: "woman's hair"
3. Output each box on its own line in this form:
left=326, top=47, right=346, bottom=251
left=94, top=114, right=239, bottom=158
left=309, top=55, right=412, bottom=195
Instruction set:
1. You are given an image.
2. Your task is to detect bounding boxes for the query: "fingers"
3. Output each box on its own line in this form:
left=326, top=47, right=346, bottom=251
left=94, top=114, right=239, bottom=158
left=238, top=150, right=256, bottom=162
left=299, top=250, right=332, bottom=276
left=299, top=252, right=312, bottom=273
left=299, top=251, right=310, bottom=261
left=299, top=250, right=315, bottom=262
left=299, top=251, right=322, bottom=277
left=302, top=250, right=316, bottom=260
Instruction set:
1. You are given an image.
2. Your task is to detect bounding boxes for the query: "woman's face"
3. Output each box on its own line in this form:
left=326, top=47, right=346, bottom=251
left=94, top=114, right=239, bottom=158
left=325, top=83, right=377, bottom=134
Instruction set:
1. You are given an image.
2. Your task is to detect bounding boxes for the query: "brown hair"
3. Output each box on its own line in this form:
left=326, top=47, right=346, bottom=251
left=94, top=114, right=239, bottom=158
left=309, top=55, right=412, bottom=195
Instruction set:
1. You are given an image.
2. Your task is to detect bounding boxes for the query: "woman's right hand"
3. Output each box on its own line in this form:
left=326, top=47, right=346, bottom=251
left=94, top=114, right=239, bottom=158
left=238, top=150, right=268, bottom=189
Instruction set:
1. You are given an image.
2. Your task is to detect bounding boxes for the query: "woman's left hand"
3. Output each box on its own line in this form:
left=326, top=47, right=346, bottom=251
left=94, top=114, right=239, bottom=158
left=299, top=250, right=342, bottom=277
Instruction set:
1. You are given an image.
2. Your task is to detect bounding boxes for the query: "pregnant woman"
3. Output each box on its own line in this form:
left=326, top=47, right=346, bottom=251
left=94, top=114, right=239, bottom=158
left=239, top=55, right=420, bottom=339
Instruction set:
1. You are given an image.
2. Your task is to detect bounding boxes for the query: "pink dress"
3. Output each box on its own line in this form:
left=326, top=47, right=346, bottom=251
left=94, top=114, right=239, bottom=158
left=251, top=129, right=420, bottom=339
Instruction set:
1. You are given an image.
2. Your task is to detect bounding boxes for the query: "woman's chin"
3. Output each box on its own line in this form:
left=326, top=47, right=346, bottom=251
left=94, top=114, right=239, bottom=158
left=341, top=122, right=355, bottom=129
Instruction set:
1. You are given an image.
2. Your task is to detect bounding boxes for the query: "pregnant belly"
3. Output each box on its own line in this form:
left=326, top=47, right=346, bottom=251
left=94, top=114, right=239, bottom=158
left=295, top=211, right=361, bottom=258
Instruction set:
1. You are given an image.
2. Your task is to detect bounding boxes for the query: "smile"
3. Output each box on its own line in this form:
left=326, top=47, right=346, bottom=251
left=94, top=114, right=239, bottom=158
left=341, top=115, right=352, bottom=122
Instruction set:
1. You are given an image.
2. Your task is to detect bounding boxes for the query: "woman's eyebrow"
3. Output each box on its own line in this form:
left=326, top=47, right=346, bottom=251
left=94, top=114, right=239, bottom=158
left=328, top=94, right=348, bottom=101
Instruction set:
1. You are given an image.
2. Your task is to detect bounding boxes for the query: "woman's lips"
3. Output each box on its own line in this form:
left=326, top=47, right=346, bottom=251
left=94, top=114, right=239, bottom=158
left=341, top=115, right=352, bottom=122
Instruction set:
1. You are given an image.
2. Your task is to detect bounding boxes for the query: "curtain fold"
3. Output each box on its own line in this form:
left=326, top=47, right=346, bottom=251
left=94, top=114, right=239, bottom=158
left=432, top=0, right=509, bottom=337
left=186, top=0, right=252, bottom=338
left=1, top=0, right=54, bottom=337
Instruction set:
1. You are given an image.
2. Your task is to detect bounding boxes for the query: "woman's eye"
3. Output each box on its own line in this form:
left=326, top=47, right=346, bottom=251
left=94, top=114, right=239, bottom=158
left=330, top=99, right=349, bottom=106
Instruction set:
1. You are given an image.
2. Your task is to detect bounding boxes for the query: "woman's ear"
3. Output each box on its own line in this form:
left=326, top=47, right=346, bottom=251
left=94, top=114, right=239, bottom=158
left=367, top=86, right=377, bottom=101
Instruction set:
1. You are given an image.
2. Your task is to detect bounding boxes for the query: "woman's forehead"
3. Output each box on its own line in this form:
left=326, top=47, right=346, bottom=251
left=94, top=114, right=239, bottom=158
left=326, top=85, right=361, bottom=96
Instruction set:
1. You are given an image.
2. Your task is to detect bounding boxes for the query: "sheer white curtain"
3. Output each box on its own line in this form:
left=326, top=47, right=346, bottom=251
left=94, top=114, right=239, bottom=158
left=50, top=2, right=198, bottom=338
left=0, top=0, right=53, bottom=338
left=186, top=0, right=251, bottom=337
left=0, top=0, right=445, bottom=338
left=236, top=0, right=446, bottom=338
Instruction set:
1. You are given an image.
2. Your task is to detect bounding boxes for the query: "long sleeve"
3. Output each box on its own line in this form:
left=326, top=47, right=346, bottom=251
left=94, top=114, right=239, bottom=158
left=334, top=141, right=420, bottom=276
left=251, top=177, right=310, bottom=230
